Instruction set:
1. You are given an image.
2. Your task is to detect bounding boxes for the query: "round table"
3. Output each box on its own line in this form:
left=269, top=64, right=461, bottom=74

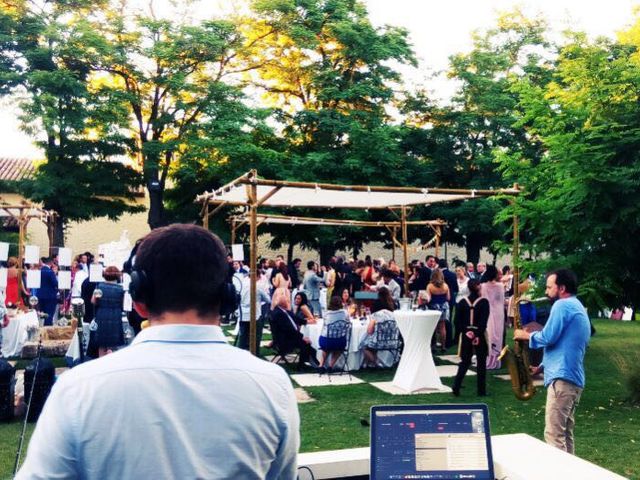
left=392, top=309, right=449, bottom=392
left=302, top=318, right=394, bottom=370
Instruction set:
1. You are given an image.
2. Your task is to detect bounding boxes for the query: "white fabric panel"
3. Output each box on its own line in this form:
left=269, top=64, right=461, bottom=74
left=211, top=184, right=473, bottom=208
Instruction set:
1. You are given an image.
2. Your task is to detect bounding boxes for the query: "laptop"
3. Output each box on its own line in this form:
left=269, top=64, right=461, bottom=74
left=370, top=404, right=495, bottom=480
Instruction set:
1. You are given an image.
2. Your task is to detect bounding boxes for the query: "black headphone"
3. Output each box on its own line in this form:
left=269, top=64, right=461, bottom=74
left=129, top=268, right=239, bottom=317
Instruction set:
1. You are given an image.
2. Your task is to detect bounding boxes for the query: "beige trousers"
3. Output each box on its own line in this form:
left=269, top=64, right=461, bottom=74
left=544, top=379, right=583, bottom=454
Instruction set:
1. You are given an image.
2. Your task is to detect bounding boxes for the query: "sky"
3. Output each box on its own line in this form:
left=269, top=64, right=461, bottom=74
left=1, top=0, right=638, bottom=159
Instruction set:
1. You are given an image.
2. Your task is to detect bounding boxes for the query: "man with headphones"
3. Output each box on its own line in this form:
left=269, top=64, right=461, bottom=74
left=16, top=224, right=300, bottom=479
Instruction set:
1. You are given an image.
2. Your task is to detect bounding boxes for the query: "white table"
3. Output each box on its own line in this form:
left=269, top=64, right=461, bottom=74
left=302, top=319, right=393, bottom=370
left=297, top=434, right=627, bottom=479
left=392, top=309, right=447, bottom=392
left=65, top=323, right=91, bottom=362
left=1, top=310, right=39, bottom=357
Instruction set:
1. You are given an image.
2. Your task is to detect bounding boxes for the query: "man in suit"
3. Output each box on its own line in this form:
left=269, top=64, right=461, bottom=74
left=438, top=259, right=459, bottom=347
left=270, top=289, right=318, bottom=369
left=37, top=257, right=59, bottom=326
left=477, top=262, right=487, bottom=282
left=288, top=258, right=302, bottom=290
left=302, top=261, right=325, bottom=315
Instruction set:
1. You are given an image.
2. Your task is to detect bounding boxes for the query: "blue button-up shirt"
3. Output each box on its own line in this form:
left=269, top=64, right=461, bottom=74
left=17, top=324, right=299, bottom=479
left=529, top=296, right=591, bottom=388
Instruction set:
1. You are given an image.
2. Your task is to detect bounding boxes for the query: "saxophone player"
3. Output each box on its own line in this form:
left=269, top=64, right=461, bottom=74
left=514, top=269, right=591, bottom=455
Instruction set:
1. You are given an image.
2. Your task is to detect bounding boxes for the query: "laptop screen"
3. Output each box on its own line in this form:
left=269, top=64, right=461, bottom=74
left=370, top=404, right=494, bottom=480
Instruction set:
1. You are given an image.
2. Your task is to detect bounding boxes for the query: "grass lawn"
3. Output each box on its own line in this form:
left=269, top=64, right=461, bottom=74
left=1, top=319, right=638, bottom=479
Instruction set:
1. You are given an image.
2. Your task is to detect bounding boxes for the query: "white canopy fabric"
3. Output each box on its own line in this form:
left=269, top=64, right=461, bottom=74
left=202, top=184, right=488, bottom=209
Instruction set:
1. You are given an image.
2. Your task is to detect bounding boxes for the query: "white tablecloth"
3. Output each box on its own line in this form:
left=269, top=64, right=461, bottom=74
left=392, top=309, right=447, bottom=392
left=302, top=319, right=394, bottom=370
left=65, top=323, right=91, bottom=362
left=1, top=310, right=39, bottom=357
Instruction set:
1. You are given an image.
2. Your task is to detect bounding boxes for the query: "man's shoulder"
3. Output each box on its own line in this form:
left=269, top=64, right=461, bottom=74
left=62, top=341, right=289, bottom=378
left=551, top=297, right=589, bottom=320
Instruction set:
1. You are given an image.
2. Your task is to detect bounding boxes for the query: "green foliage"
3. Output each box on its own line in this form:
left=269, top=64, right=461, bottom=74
left=243, top=0, right=419, bottom=258
left=498, top=26, right=640, bottom=311
left=66, top=8, right=262, bottom=228
left=402, top=10, right=554, bottom=263
left=0, top=2, right=143, bottom=244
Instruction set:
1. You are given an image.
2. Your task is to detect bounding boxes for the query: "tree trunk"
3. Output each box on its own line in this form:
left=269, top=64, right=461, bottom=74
left=146, top=177, right=165, bottom=229
left=465, top=232, right=483, bottom=265
left=51, top=218, right=65, bottom=252
left=352, top=241, right=361, bottom=260
left=286, top=242, right=296, bottom=264
left=319, top=243, right=336, bottom=267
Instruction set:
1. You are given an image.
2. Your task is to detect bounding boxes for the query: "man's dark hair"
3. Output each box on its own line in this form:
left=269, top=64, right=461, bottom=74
left=293, top=258, right=301, bottom=264
left=426, top=255, right=435, bottom=262
left=484, top=264, right=499, bottom=282
left=437, top=259, right=448, bottom=269
left=307, top=260, right=315, bottom=270
left=549, top=268, right=578, bottom=295
left=381, top=268, right=393, bottom=279
left=135, top=224, right=228, bottom=316
left=40, top=257, right=51, bottom=264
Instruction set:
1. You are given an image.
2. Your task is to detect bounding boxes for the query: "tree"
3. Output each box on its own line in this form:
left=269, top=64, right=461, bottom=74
left=67, top=2, right=275, bottom=229
left=402, top=10, right=553, bottom=263
left=497, top=27, right=640, bottom=313
left=0, top=0, right=143, bottom=246
left=245, top=0, right=419, bottom=261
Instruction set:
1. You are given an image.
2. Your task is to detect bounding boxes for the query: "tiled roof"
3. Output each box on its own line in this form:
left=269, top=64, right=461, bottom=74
left=0, top=158, right=36, bottom=181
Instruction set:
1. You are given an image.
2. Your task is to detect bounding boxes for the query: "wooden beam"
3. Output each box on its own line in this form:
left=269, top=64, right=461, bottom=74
left=249, top=181, right=258, bottom=356
left=228, top=213, right=447, bottom=228
left=235, top=176, right=521, bottom=197
left=203, top=203, right=209, bottom=229
left=256, top=186, right=282, bottom=207
left=401, top=206, right=409, bottom=295
left=392, top=227, right=397, bottom=261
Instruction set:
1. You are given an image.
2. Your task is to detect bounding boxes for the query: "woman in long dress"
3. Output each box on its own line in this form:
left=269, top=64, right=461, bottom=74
left=481, top=265, right=505, bottom=369
left=90, top=266, right=125, bottom=357
left=5, top=257, right=21, bottom=307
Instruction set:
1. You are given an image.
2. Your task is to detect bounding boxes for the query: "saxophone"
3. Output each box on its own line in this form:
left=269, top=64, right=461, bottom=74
left=499, top=204, right=536, bottom=401
left=500, top=337, right=536, bottom=401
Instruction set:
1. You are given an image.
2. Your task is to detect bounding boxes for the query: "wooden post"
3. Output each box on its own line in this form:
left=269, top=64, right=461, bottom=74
left=248, top=180, right=258, bottom=356
left=512, top=199, right=520, bottom=329
left=17, top=210, right=26, bottom=306
left=203, top=202, right=209, bottom=229
left=231, top=218, right=237, bottom=246
left=435, top=225, right=441, bottom=259
left=392, top=227, right=397, bottom=261
left=401, top=206, right=409, bottom=294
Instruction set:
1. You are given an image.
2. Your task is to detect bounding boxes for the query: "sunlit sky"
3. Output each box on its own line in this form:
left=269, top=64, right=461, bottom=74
left=1, top=0, right=638, bottom=159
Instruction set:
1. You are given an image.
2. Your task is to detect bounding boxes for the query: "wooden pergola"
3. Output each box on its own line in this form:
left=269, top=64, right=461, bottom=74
left=196, top=170, right=521, bottom=355
left=0, top=200, right=56, bottom=300
left=227, top=213, right=446, bottom=260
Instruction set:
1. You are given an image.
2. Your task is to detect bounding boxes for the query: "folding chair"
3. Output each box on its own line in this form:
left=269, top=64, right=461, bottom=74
left=268, top=317, right=300, bottom=366
left=372, top=319, right=402, bottom=367
left=320, top=320, right=352, bottom=380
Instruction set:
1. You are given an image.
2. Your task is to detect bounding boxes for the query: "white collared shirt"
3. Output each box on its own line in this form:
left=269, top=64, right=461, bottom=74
left=17, top=324, right=299, bottom=480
